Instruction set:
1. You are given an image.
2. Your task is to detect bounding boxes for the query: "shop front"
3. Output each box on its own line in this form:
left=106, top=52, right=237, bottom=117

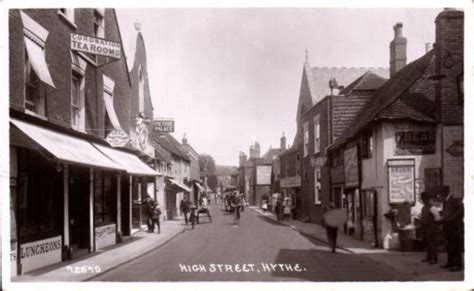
left=166, top=178, right=191, bottom=219
left=343, top=145, right=362, bottom=238
left=9, top=118, right=126, bottom=275
left=280, top=175, right=301, bottom=219
left=10, top=118, right=158, bottom=275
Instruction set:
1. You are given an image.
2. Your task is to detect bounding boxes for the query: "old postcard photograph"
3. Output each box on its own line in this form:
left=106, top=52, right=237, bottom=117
left=0, top=0, right=471, bottom=290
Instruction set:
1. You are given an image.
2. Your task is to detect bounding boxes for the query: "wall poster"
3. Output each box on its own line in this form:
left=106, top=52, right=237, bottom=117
left=388, top=159, right=415, bottom=204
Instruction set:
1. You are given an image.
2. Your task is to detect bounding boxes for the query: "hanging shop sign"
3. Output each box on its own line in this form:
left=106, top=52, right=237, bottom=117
left=153, top=118, right=175, bottom=133
left=130, top=115, right=154, bottom=158
left=95, top=224, right=116, bottom=250
left=280, top=175, right=301, bottom=188
left=395, top=131, right=436, bottom=155
left=17, top=236, right=62, bottom=273
left=388, top=159, right=415, bottom=204
left=71, top=33, right=121, bottom=59
left=256, top=165, right=272, bottom=185
left=344, top=146, right=359, bottom=188
left=106, top=130, right=130, bottom=148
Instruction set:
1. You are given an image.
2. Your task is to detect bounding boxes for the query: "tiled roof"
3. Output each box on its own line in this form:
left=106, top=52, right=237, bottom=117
left=261, top=148, right=282, bottom=162
left=279, top=143, right=300, bottom=158
left=330, top=50, right=437, bottom=151
left=153, top=133, right=190, bottom=162
left=339, top=71, right=388, bottom=95
left=151, top=140, right=172, bottom=163
left=309, top=67, right=389, bottom=102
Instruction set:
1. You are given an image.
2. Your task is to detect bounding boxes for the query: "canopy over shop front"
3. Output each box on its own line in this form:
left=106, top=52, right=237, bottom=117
left=168, top=178, right=191, bottom=192
left=10, top=118, right=124, bottom=171
left=93, top=143, right=159, bottom=176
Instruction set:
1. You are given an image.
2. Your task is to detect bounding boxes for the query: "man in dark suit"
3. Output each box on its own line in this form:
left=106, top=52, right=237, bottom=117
left=437, top=186, right=464, bottom=272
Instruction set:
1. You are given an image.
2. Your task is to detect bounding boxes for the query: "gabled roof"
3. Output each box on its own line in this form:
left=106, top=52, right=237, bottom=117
left=261, top=148, right=282, bottom=163
left=279, top=144, right=300, bottom=158
left=308, top=67, right=389, bottom=102
left=330, top=50, right=437, bottom=151
left=153, top=133, right=190, bottom=162
left=339, top=71, right=388, bottom=95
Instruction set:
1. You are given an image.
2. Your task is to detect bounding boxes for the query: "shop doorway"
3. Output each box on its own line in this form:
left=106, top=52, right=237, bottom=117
left=69, top=167, right=91, bottom=255
left=121, top=176, right=131, bottom=236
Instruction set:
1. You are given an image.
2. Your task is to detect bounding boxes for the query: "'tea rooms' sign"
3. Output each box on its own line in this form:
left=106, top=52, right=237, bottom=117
left=71, top=33, right=121, bottom=59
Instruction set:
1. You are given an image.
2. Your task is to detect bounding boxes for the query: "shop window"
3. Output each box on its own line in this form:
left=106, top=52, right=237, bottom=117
left=361, top=131, right=374, bottom=159
left=314, top=115, right=320, bottom=154
left=16, top=148, right=61, bottom=242
left=314, top=168, right=321, bottom=204
left=303, top=122, right=309, bottom=157
left=94, top=171, right=116, bottom=225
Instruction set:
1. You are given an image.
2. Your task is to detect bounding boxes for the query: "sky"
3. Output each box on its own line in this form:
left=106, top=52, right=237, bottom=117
left=116, top=8, right=441, bottom=166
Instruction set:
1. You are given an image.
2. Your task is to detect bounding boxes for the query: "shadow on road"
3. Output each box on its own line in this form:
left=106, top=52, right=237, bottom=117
left=270, top=248, right=398, bottom=282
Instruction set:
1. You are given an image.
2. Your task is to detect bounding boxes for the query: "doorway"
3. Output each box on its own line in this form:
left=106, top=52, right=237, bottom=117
left=69, top=166, right=90, bottom=255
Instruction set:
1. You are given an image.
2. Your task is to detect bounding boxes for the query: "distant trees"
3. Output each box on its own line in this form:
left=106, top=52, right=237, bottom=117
left=199, top=154, right=217, bottom=191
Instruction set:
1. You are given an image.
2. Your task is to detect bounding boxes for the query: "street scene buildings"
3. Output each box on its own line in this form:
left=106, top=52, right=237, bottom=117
left=5, top=6, right=466, bottom=285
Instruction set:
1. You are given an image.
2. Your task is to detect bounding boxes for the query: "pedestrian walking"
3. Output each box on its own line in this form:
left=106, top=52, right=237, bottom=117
left=261, top=194, right=268, bottom=213
left=437, top=186, right=464, bottom=272
left=151, top=202, right=162, bottom=234
left=240, top=193, right=246, bottom=212
left=322, top=203, right=348, bottom=253
left=179, top=196, right=191, bottom=226
left=230, top=191, right=242, bottom=223
left=283, top=196, right=292, bottom=221
left=420, top=191, right=441, bottom=264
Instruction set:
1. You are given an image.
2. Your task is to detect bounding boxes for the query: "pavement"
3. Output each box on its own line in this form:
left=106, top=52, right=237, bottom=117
left=249, top=206, right=464, bottom=281
left=12, top=219, right=188, bottom=282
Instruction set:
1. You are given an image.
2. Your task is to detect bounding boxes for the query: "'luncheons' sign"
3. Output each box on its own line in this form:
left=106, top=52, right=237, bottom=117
left=71, top=33, right=121, bottom=59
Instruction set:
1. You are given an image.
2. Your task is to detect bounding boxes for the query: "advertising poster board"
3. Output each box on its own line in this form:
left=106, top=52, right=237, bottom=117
left=388, top=159, right=415, bottom=204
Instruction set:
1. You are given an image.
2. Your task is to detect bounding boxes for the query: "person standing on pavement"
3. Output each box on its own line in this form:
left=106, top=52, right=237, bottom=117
left=144, top=195, right=154, bottom=232
left=275, top=194, right=283, bottom=221
left=179, top=195, right=191, bottom=226
left=283, top=197, right=292, bottom=221
left=437, top=186, right=464, bottom=272
left=151, top=201, right=162, bottom=234
left=420, top=191, right=441, bottom=264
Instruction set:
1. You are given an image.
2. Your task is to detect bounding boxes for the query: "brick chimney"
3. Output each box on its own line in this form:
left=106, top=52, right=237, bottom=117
left=182, top=133, right=188, bottom=145
left=390, top=23, right=407, bottom=77
left=280, top=132, right=286, bottom=151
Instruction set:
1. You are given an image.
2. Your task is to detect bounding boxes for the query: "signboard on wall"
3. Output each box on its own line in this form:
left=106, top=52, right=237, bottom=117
left=106, top=130, right=130, bottom=148
left=388, top=159, right=415, bottom=204
left=18, top=236, right=62, bottom=273
left=344, top=146, right=359, bottom=187
left=153, top=119, right=175, bottom=133
left=280, top=175, right=301, bottom=188
left=71, top=33, right=121, bottom=59
left=395, top=131, right=436, bottom=155
left=95, top=224, right=116, bottom=250
left=256, top=165, right=272, bottom=185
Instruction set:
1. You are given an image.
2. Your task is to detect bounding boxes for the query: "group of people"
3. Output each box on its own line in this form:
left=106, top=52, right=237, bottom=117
left=143, top=195, right=162, bottom=234
left=179, top=194, right=212, bottom=228
left=420, top=186, right=464, bottom=272
left=261, top=193, right=293, bottom=221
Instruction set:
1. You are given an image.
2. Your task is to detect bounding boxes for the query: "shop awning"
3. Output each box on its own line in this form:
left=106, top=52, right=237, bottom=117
left=10, top=118, right=124, bottom=171
left=168, top=178, right=191, bottom=192
left=93, top=143, right=159, bottom=176
left=195, top=182, right=205, bottom=191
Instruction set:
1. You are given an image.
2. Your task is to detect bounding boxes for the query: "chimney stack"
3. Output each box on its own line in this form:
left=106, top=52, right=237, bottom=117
left=390, top=23, right=407, bottom=77
left=280, top=132, right=286, bottom=151
left=239, top=152, right=247, bottom=167
left=182, top=133, right=188, bottom=145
